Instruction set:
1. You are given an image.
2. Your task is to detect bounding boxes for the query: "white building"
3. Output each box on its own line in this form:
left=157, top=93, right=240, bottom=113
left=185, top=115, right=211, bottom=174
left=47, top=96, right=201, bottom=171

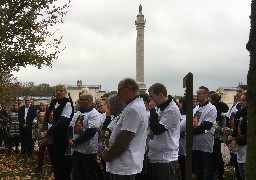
left=215, top=82, right=245, bottom=107
left=67, top=80, right=106, bottom=102
left=215, top=87, right=236, bottom=107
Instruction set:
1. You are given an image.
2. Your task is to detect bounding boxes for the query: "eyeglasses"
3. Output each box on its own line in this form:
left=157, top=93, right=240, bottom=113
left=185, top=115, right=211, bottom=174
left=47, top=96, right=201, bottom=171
left=79, top=98, right=90, bottom=102
left=118, top=86, right=127, bottom=92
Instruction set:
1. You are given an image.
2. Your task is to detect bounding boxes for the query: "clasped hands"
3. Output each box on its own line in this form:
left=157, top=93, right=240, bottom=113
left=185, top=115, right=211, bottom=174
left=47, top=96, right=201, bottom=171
left=40, top=131, right=48, bottom=139
left=102, top=148, right=111, bottom=162
left=22, top=123, right=27, bottom=128
left=69, top=139, right=76, bottom=147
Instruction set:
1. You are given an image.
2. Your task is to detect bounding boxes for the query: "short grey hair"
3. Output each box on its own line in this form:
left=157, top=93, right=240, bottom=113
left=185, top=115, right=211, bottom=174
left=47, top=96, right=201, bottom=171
left=107, top=94, right=124, bottom=116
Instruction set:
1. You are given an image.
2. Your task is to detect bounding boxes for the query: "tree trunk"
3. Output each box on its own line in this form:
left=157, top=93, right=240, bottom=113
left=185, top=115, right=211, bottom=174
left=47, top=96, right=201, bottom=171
left=246, top=0, right=256, bottom=178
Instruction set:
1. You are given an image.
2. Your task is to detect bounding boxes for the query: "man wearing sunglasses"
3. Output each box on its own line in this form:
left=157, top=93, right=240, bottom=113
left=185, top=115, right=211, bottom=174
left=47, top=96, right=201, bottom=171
left=103, top=78, right=148, bottom=180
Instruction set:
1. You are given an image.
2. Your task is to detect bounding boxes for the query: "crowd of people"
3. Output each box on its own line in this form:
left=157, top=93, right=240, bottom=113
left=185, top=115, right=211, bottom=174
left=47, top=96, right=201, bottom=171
left=0, top=78, right=248, bottom=180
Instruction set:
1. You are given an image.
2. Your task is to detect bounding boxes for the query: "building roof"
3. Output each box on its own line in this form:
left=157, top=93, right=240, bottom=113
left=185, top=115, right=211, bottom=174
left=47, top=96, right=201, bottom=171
left=216, top=87, right=236, bottom=92
left=67, top=85, right=101, bottom=89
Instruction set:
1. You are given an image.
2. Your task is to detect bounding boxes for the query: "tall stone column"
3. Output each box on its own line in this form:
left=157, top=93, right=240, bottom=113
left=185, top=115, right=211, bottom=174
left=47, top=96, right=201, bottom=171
left=135, top=4, right=146, bottom=92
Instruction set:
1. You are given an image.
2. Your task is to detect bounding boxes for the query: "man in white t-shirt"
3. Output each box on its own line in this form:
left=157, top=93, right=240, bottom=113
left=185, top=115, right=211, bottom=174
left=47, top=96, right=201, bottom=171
left=102, top=78, right=148, bottom=180
left=192, top=86, right=217, bottom=180
left=147, top=83, right=181, bottom=180
left=68, top=93, right=101, bottom=180
left=225, top=84, right=247, bottom=180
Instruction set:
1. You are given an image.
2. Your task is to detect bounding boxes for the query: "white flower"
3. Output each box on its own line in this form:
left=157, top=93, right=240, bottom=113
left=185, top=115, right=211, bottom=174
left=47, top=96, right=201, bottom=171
left=213, top=121, right=218, bottom=129
left=221, top=112, right=227, bottom=117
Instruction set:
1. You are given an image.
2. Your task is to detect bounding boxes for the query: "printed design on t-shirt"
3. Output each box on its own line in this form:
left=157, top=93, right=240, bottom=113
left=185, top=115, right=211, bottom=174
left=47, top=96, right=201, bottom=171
left=74, top=115, right=84, bottom=134
left=193, top=111, right=202, bottom=127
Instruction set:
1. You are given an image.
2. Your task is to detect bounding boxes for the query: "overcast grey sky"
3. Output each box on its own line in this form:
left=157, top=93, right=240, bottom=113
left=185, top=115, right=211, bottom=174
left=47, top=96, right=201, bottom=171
left=13, top=0, right=251, bottom=95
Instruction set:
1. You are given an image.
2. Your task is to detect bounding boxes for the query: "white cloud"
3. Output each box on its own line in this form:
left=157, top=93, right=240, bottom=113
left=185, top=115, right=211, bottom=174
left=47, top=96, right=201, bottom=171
left=13, top=0, right=251, bottom=95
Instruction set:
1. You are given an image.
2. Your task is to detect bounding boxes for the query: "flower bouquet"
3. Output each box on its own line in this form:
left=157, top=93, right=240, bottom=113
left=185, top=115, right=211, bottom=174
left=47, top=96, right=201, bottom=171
left=213, top=113, right=228, bottom=142
left=96, top=125, right=110, bottom=155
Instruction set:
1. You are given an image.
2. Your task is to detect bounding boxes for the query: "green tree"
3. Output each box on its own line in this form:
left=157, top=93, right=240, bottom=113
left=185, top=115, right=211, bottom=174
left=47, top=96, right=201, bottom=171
left=21, top=82, right=37, bottom=96
left=246, top=0, right=256, bottom=178
left=0, top=71, right=22, bottom=104
left=0, top=0, right=70, bottom=72
left=20, top=82, right=55, bottom=97
left=37, top=83, right=55, bottom=96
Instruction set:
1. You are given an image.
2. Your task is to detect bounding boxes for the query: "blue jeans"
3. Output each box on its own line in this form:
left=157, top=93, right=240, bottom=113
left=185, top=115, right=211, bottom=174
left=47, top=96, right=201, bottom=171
left=193, top=150, right=213, bottom=180
left=238, top=163, right=245, bottom=180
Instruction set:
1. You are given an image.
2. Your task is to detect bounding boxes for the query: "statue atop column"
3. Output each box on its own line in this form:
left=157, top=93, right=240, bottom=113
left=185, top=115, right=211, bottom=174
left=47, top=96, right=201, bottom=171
left=136, top=4, right=146, bottom=92
left=139, top=4, right=142, bottom=13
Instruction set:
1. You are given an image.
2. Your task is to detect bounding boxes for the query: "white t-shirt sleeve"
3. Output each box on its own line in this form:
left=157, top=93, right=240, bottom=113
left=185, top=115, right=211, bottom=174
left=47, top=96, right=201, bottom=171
left=87, top=111, right=100, bottom=128
left=159, top=107, right=180, bottom=129
left=61, top=102, right=72, bottom=118
left=70, top=112, right=80, bottom=127
left=205, top=107, right=217, bottom=123
left=180, top=116, right=186, bottom=132
left=99, top=113, right=106, bottom=129
left=121, top=107, right=140, bottom=133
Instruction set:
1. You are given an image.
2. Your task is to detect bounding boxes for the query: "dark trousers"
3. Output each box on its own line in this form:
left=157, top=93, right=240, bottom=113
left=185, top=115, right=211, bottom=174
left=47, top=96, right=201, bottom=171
left=97, top=157, right=111, bottom=180
left=147, top=161, right=177, bottom=180
left=52, top=142, right=72, bottom=180
left=37, top=143, right=54, bottom=167
left=112, top=174, right=136, bottom=180
left=135, top=155, right=147, bottom=180
left=72, top=151, right=98, bottom=180
left=193, top=150, right=214, bottom=180
left=20, top=130, right=34, bottom=156
left=178, top=154, right=186, bottom=180
left=230, top=153, right=241, bottom=180
left=7, top=136, right=20, bottom=152
left=212, top=138, right=224, bottom=180
left=238, top=163, right=245, bottom=180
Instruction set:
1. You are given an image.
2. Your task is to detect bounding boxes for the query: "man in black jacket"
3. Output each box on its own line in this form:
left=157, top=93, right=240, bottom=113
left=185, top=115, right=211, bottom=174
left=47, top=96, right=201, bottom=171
left=41, top=84, right=74, bottom=180
left=209, top=93, right=229, bottom=180
left=18, top=96, right=37, bottom=156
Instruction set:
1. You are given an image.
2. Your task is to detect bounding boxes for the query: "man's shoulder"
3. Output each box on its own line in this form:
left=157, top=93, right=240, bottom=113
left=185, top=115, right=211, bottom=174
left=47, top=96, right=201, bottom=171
left=79, top=108, right=101, bottom=118
left=167, top=100, right=179, bottom=110
left=129, top=97, right=145, bottom=107
left=18, top=105, right=25, bottom=112
left=198, top=102, right=216, bottom=110
left=89, top=108, right=101, bottom=117
left=159, top=100, right=180, bottom=115
left=207, top=102, right=217, bottom=109
left=28, top=105, right=38, bottom=113
left=30, top=105, right=37, bottom=109
left=127, top=100, right=147, bottom=114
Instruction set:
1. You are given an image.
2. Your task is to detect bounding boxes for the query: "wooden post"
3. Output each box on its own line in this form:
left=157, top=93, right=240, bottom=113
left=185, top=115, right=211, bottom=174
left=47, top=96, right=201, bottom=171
left=183, top=72, right=193, bottom=180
